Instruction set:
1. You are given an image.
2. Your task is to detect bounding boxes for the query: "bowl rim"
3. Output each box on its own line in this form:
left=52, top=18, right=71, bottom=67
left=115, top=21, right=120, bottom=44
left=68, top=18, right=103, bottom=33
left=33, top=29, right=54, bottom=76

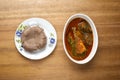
left=63, top=13, right=98, bottom=64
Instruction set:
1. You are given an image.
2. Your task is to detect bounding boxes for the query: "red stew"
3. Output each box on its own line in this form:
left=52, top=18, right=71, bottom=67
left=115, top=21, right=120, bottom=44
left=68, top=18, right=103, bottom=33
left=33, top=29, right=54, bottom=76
left=65, top=18, right=93, bottom=60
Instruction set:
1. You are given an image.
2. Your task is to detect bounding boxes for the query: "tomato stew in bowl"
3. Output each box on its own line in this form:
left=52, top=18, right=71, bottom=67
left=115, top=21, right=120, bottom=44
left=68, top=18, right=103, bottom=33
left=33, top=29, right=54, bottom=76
left=63, top=14, right=98, bottom=64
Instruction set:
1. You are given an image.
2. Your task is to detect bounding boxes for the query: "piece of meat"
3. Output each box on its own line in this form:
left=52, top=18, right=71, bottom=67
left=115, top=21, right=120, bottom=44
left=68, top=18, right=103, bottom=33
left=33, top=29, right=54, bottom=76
left=84, top=33, right=93, bottom=45
left=78, top=21, right=92, bottom=33
left=75, top=39, right=86, bottom=54
left=21, top=26, right=47, bottom=52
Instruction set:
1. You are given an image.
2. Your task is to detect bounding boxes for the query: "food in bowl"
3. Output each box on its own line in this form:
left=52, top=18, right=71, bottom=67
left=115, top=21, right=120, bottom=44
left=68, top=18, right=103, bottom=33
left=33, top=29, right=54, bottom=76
left=65, top=18, right=93, bottom=60
left=63, top=14, right=98, bottom=64
left=21, top=26, right=47, bottom=52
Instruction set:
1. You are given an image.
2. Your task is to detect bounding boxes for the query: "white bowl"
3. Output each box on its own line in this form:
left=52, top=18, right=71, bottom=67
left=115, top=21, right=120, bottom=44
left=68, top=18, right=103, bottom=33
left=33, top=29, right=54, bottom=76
left=63, top=14, right=98, bottom=64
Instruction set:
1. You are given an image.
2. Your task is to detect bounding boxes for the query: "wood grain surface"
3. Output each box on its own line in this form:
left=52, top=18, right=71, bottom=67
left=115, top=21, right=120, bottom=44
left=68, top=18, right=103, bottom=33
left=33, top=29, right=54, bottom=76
left=0, top=0, right=120, bottom=80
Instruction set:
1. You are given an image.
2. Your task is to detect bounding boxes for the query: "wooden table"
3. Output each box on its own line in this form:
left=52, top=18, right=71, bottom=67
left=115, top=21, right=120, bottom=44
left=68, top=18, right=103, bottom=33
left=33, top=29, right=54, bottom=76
left=0, top=0, right=120, bottom=80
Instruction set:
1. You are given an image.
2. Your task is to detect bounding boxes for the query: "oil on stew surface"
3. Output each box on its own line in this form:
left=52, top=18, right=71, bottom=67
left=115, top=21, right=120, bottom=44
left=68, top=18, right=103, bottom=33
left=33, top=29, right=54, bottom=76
left=65, top=18, right=93, bottom=60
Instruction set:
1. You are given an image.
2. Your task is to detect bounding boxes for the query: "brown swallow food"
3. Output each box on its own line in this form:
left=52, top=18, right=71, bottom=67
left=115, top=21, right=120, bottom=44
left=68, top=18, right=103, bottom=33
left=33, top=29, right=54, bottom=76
left=21, top=26, right=47, bottom=52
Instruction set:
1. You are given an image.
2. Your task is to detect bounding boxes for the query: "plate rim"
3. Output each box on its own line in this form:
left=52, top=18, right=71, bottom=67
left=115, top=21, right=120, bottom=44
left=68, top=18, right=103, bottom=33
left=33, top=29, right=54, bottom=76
left=14, top=18, right=57, bottom=60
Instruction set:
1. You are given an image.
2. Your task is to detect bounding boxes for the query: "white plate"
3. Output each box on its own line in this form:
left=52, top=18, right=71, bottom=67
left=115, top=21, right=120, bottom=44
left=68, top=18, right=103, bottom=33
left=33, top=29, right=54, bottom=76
left=14, top=18, right=57, bottom=60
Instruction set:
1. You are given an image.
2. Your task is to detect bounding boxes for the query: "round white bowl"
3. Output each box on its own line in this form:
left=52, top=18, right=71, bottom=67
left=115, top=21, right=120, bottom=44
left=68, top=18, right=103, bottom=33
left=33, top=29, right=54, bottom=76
left=63, top=14, right=98, bottom=64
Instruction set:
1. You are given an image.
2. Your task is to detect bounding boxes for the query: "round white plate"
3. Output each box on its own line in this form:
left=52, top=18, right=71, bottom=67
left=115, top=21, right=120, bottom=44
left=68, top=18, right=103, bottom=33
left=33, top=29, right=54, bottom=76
left=14, top=18, right=57, bottom=60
